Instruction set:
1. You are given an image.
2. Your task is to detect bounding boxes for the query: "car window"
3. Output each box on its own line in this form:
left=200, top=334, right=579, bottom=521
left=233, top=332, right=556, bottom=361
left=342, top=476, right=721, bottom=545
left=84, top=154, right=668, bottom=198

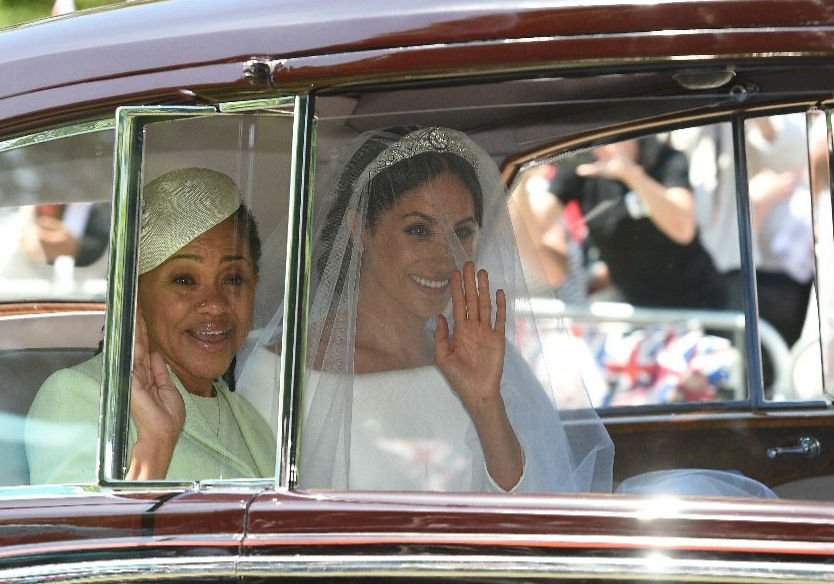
left=514, top=133, right=747, bottom=409
left=106, top=112, right=296, bottom=484
left=0, top=129, right=112, bottom=302
left=0, top=124, right=113, bottom=487
left=13, top=109, right=295, bottom=487
left=301, top=82, right=834, bottom=500
left=509, top=113, right=822, bottom=410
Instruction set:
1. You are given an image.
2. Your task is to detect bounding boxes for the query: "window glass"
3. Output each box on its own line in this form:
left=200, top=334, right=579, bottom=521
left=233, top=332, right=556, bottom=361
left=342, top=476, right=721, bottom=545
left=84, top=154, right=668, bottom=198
left=743, top=113, right=817, bottom=402
left=780, top=110, right=834, bottom=400
left=811, top=110, right=834, bottom=399
left=0, top=130, right=112, bottom=302
left=306, top=98, right=617, bottom=494
left=0, top=127, right=112, bottom=487
left=513, top=129, right=746, bottom=408
left=120, top=113, right=293, bottom=483
left=511, top=116, right=822, bottom=408
left=307, top=85, right=831, bottom=502
left=19, top=112, right=294, bottom=486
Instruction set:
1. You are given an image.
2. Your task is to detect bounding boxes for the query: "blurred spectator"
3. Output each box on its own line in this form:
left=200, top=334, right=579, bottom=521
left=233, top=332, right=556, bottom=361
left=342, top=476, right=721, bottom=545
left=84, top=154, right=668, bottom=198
left=52, top=0, right=76, bottom=16
left=671, top=115, right=813, bottom=349
left=551, top=136, right=727, bottom=310
left=747, top=116, right=814, bottom=348
left=20, top=202, right=110, bottom=268
left=509, top=164, right=589, bottom=302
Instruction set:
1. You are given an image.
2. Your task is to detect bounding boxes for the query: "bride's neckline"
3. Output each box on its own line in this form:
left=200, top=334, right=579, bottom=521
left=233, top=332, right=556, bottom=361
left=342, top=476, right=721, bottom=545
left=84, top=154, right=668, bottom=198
left=313, top=364, right=440, bottom=378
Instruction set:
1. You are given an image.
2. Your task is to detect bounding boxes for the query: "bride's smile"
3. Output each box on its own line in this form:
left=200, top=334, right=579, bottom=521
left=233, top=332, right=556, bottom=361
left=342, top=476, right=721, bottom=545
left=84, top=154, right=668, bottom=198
left=409, top=274, right=450, bottom=291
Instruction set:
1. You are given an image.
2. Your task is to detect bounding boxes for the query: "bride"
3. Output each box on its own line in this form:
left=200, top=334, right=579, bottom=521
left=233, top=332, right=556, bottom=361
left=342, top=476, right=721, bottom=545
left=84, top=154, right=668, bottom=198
left=237, top=126, right=615, bottom=492
left=239, top=125, right=777, bottom=497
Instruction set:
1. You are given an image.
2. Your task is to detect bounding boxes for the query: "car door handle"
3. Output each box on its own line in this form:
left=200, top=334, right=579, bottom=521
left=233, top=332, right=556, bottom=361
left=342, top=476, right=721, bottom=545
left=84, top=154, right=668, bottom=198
left=767, top=436, right=821, bottom=459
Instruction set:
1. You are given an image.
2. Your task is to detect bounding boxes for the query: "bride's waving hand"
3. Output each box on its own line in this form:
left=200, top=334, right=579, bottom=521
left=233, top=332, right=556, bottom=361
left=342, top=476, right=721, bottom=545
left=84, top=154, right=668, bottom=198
left=435, top=262, right=506, bottom=404
left=435, top=262, right=522, bottom=490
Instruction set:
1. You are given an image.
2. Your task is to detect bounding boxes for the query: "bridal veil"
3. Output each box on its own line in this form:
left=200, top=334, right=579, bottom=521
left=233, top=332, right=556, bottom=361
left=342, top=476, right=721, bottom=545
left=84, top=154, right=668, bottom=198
left=238, top=126, right=615, bottom=493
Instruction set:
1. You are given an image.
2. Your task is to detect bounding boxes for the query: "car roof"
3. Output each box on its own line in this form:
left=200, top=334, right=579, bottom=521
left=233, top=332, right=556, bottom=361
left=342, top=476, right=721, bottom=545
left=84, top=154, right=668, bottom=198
left=2, top=0, right=833, bottom=100
left=0, top=0, right=832, bottom=170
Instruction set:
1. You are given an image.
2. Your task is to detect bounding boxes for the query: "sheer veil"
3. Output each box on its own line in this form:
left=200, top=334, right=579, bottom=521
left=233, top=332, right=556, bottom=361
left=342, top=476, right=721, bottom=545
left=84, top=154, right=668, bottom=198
left=239, top=126, right=614, bottom=493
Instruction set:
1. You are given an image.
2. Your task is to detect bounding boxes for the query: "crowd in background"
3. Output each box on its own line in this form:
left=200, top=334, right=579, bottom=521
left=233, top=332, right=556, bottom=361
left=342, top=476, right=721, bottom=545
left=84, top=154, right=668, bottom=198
left=511, top=113, right=826, bottom=406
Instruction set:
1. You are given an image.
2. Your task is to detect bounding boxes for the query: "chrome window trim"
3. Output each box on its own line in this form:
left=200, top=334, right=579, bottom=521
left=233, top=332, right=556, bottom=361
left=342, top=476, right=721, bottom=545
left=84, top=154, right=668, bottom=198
left=2, top=553, right=834, bottom=582
left=278, top=93, right=314, bottom=490
left=0, top=119, right=115, bottom=154
left=731, top=114, right=765, bottom=408
left=218, top=97, right=296, bottom=113
left=103, top=98, right=300, bottom=486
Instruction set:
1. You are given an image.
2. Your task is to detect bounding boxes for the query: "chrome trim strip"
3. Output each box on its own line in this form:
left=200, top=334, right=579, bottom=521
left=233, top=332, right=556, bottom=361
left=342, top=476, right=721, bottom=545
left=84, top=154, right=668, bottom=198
left=239, top=554, right=834, bottom=581
left=277, top=94, right=314, bottom=489
left=101, top=106, right=216, bottom=483
left=218, top=96, right=295, bottom=113
left=0, top=556, right=236, bottom=583
left=2, top=553, right=834, bottom=583
left=822, top=108, right=834, bottom=401
left=0, top=118, right=115, bottom=154
left=731, top=115, right=765, bottom=407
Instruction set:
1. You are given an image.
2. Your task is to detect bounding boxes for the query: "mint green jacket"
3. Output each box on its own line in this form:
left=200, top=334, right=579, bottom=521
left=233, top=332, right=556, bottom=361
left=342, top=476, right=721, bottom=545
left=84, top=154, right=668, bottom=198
left=26, top=353, right=276, bottom=484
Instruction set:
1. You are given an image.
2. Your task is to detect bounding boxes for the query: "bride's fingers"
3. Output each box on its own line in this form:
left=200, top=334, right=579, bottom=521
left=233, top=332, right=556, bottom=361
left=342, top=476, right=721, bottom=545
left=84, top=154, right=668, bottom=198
left=450, top=268, right=466, bottom=325
left=495, top=289, right=507, bottom=335
left=477, top=268, right=492, bottom=325
left=433, top=313, right=451, bottom=357
left=462, top=261, right=479, bottom=321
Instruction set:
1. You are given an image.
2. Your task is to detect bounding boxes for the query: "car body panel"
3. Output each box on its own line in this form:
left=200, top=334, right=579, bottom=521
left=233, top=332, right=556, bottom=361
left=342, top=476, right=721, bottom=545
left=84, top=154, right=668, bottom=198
left=2, top=1, right=834, bottom=132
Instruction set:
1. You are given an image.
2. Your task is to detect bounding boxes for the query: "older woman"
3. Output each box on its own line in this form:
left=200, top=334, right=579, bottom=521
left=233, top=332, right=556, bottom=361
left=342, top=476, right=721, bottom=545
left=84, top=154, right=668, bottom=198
left=26, top=167, right=276, bottom=483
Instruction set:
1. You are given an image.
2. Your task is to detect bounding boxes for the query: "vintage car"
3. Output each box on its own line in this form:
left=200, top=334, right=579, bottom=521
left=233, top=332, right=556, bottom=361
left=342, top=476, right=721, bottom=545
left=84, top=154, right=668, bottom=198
left=2, top=0, right=834, bottom=581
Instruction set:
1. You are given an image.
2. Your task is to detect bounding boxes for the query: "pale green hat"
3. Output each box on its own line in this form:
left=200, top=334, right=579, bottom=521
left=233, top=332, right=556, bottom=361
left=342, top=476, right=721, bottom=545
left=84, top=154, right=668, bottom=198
left=139, top=167, right=242, bottom=274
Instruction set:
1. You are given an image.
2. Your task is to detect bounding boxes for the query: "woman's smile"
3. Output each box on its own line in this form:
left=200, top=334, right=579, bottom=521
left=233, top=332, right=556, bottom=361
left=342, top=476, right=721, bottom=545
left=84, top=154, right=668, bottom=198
left=410, top=273, right=450, bottom=291
left=138, top=217, right=257, bottom=393
left=186, top=324, right=233, bottom=351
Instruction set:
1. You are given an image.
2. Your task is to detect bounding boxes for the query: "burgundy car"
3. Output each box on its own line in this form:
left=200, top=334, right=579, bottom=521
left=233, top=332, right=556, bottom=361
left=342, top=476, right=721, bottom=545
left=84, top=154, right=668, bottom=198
left=2, top=0, right=834, bottom=581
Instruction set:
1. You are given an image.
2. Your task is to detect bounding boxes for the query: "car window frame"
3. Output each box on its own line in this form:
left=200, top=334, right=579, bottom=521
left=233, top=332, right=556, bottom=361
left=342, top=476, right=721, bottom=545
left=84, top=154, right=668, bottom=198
left=0, top=118, right=115, bottom=492
left=101, top=97, right=307, bottom=488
